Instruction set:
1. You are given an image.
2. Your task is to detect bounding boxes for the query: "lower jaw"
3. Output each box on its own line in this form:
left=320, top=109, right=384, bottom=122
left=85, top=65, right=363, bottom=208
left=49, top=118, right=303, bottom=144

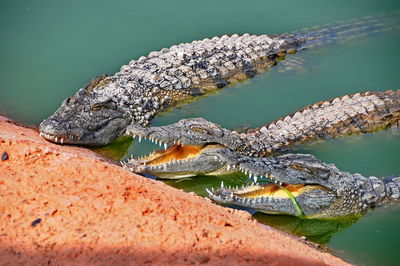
left=144, top=166, right=233, bottom=179
left=151, top=173, right=197, bottom=179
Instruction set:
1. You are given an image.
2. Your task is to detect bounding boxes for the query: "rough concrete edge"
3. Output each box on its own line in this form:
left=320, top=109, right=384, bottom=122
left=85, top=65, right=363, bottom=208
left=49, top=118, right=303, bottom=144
left=0, top=115, right=349, bottom=265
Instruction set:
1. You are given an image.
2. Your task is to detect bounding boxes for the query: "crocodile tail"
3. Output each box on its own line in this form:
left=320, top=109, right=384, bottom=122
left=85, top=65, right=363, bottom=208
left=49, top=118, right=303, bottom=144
left=244, top=90, right=400, bottom=155
left=289, top=11, right=400, bottom=50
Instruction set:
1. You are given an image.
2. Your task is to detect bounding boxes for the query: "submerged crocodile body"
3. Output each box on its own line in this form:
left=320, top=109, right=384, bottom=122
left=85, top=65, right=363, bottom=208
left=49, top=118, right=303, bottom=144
left=124, top=90, right=400, bottom=217
left=39, top=14, right=398, bottom=145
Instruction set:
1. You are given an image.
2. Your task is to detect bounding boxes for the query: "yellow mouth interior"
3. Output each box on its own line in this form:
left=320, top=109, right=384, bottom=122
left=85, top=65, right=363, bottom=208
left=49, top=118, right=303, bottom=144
left=234, top=183, right=325, bottom=199
left=142, top=144, right=208, bottom=166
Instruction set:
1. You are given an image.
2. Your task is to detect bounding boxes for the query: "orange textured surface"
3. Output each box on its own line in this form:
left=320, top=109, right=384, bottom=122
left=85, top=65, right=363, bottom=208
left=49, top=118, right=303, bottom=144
left=0, top=116, right=348, bottom=265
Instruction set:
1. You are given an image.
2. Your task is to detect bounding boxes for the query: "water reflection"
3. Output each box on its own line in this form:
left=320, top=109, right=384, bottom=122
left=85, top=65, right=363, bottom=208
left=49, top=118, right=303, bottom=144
left=164, top=173, right=248, bottom=197
left=253, top=212, right=361, bottom=245
left=91, top=136, right=134, bottom=161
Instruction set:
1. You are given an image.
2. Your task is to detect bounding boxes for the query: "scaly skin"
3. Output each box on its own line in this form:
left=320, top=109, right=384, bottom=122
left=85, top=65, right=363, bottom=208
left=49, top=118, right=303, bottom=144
left=39, top=15, right=399, bottom=145
left=123, top=90, right=400, bottom=217
left=124, top=90, right=400, bottom=178
left=205, top=152, right=400, bottom=218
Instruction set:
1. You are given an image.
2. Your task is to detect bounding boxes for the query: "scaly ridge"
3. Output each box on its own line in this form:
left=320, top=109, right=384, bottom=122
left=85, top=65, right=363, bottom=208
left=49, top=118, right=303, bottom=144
left=240, top=90, right=400, bottom=156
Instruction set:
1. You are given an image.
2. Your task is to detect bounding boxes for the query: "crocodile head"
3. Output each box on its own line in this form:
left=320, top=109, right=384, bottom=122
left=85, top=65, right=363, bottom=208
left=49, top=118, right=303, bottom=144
left=124, top=118, right=246, bottom=177
left=39, top=75, right=131, bottom=146
left=204, top=153, right=369, bottom=218
left=207, top=181, right=339, bottom=218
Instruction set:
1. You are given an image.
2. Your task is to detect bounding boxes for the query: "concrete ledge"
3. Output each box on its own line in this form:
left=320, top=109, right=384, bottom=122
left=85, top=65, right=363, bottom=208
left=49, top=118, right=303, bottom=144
left=0, top=116, right=347, bottom=265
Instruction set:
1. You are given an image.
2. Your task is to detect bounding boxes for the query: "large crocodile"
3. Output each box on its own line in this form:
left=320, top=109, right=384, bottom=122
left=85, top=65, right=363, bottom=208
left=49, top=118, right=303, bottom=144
left=39, top=14, right=399, bottom=145
left=124, top=90, right=400, bottom=178
left=123, top=90, right=400, bottom=217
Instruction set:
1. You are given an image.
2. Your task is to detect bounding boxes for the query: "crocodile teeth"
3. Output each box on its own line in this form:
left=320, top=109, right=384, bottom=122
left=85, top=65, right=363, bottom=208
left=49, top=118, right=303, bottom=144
left=60, top=138, right=64, bottom=144
left=164, top=143, right=167, bottom=149
left=227, top=165, right=231, bottom=171
left=253, top=175, right=258, bottom=183
left=221, top=181, right=224, bottom=188
left=138, top=136, right=142, bottom=143
left=205, top=188, right=212, bottom=195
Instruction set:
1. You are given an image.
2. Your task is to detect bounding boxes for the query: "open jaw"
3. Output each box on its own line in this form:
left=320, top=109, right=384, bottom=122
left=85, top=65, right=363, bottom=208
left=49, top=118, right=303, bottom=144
left=124, top=119, right=244, bottom=178
left=122, top=138, right=234, bottom=179
left=206, top=181, right=335, bottom=218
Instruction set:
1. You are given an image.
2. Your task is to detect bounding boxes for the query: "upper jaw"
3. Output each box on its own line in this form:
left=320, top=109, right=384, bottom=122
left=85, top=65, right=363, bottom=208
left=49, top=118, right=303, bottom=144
left=127, top=124, right=186, bottom=147
left=126, top=123, right=234, bottom=147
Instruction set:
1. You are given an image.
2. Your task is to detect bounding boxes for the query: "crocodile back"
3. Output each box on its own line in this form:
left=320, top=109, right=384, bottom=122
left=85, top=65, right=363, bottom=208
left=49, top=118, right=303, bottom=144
left=243, top=90, right=400, bottom=155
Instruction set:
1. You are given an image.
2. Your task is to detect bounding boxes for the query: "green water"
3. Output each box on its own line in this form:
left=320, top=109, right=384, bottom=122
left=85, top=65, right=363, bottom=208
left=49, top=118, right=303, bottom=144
left=1, top=0, right=400, bottom=264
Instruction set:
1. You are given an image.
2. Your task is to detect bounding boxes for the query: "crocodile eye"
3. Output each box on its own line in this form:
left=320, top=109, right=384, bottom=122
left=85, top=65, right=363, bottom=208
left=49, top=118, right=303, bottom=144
left=64, top=96, right=76, bottom=105
left=291, top=163, right=304, bottom=170
left=190, top=127, right=209, bottom=134
left=189, top=125, right=223, bottom=137
left=91, top=99, right=117, bottom=111
left=91, top=103, right=102, bottom=111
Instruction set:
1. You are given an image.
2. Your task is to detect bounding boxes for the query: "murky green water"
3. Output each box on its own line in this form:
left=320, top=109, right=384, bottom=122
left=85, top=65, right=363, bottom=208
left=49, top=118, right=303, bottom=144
left=1, top=0, right=399, bottom=264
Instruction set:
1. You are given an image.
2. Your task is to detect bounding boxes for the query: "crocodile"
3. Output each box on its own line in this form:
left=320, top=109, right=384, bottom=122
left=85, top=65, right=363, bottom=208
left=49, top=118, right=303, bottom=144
left=39, top=14, right=399, bottom=145
left=124, top=90, right=400, bottom=178
left=123, top=90, right=400, bottom=217
left=205, top=152, right=400, bottom=218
